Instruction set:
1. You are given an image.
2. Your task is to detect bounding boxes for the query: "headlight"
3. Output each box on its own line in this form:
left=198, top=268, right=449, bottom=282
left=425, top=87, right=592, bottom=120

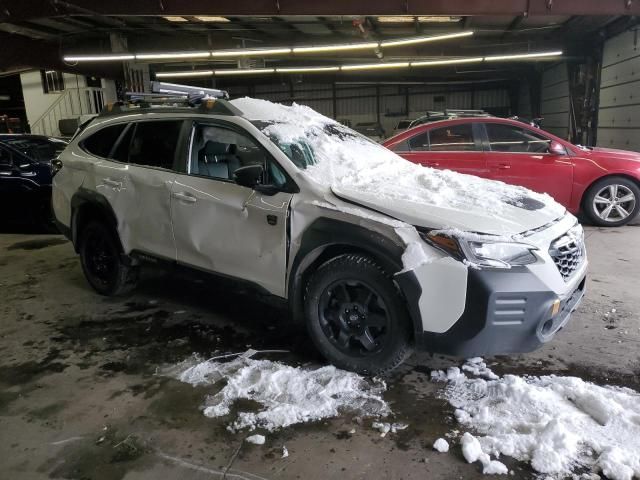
left=421, top=230, right=538, bottom=269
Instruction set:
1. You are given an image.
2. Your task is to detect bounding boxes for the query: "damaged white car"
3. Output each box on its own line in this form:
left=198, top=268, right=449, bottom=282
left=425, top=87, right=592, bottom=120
left=52, top=96, right=587, bottom=375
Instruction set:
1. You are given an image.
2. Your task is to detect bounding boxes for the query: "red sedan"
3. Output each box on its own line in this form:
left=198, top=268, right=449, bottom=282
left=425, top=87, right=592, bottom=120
left=383, top=117, right=640, bottom=226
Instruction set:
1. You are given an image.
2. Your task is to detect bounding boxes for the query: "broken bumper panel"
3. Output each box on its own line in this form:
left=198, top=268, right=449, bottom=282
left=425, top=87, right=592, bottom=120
left=400, top=267, right=586, bottom=358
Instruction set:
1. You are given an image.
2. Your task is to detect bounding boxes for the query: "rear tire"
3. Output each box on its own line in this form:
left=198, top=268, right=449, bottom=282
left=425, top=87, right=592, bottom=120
left=583, top=176, right=640, bottom=227
left=304, top=254, right=413, bottom=376
left=79, top=221, right=139, bottom=296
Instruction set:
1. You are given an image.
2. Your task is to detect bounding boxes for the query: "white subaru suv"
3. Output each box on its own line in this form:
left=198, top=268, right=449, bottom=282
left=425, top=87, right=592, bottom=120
left=52, top=95, right=587, bottom=375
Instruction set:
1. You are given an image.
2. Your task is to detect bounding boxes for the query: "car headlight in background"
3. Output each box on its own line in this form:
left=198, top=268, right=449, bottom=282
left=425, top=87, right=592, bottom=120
left=51, top=158, right=63, bottom=176
left=420, top=230, right=538, bottom=268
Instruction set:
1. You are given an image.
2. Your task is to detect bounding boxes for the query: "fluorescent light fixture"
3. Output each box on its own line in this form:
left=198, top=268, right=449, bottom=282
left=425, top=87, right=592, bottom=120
left=214, top=68, right=275, bottom=75
left=136, top=51, right=210, bottom=60
left=411, top=57, right=484, bottom=67
left=63, top=54, right=135, bottom=62
left=377, top=16, right=415, bottom=23
left=417, top=16, right=461, bottom=22
left=293, top=42, right=378, bottom=54
left=155, top=70, right=214, bottom=78
left=484, top=51, right=563, bottom=61
left=163, top=16, right=188, bottom=22
left=195, top=16, right=229, bottom=22
left=275, top=66, right=340, bottom=73
left=341, top=62, right=410, bottom=71
left=380, top=31, right=473, bottom=48
left=211, top=48, right=291, bottom=57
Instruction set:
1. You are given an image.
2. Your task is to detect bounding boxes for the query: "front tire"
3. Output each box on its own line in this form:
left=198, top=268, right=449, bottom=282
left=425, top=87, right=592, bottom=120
left=79, top=221, right=139, bottom=296
left=584, top=176, right=640, bottom=227
left=304, top=254, right=413, bottom=375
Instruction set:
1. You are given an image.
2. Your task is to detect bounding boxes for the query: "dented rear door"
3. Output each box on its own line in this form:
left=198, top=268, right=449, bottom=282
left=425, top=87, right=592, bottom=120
left=170, top=175, right=293, bottom=297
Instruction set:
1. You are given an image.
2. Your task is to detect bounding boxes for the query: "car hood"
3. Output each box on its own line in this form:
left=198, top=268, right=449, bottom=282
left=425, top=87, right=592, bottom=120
left=332, top=186, right=566, bottom=236
left=579, top=146, right=640, bottom=163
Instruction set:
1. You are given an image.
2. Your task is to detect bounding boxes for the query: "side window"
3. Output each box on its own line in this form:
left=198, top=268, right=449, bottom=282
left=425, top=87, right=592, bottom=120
left=428, top=124, right=477, bottom=152
left=111, top=125, right=134, bottom=163
left=408, top=132, right=429, bottom=151
left=191, top=124, right=287, bottom=188
left=128, top=121, right=183, bottom=169
left=0, top=146, right=13, bottom=166
left=81, top=124, right=127, bottom=158
left=486, top=123, right=551, bottom=153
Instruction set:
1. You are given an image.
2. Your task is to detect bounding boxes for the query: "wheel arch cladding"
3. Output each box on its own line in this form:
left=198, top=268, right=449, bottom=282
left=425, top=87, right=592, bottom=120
left=70, top=189, right=122, bottom=253
left=288, top=217, right=422, bottom=334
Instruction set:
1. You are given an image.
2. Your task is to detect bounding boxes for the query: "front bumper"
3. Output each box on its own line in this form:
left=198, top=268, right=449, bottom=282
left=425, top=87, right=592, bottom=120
left=399, top=266, right=586, bottom=358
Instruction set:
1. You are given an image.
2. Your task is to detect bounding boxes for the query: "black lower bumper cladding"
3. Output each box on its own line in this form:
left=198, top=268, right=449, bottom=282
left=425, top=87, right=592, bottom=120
left=415, top=267, right=586, bottom=357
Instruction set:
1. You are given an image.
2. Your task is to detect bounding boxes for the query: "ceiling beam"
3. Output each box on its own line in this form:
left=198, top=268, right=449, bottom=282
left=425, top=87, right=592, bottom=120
left=2, top=0, right=640, bottom=24
left=0, top=33, right=123, bottom=78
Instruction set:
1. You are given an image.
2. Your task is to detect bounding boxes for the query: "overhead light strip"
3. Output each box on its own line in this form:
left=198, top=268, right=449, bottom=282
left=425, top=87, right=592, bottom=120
left=64, top=54, right=135, bottom=62
left=379, top=31, right=473, bottom=48
left=63, top=32, right=477, bottom=62
left=153, top=51, right=563, bottom=78
left=211, top=48, right=292, bottom=57
left=484, top=50, right=563, bottom=61
left=136, top=51, right=211, bottom=60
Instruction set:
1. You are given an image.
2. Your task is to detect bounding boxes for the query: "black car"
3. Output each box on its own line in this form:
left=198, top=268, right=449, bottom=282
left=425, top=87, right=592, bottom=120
left=0, top=134, right=67, bottom=225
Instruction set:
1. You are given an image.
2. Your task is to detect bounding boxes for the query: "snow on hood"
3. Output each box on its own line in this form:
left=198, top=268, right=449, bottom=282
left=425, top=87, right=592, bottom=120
left=232, top=97, right=566, bottom=235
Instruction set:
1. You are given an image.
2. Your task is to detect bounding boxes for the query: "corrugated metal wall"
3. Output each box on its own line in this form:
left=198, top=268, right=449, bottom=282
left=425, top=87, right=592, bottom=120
left=517, top=81, right=533, bottom=118
left=540, top=62, right=570, bottom=139
left=598, top=29, right=640, bottom=152
left=225, top=83, right=511, bottom=135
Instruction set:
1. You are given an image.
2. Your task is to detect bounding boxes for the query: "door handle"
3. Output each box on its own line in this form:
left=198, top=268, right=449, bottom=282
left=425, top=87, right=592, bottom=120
left=172, top=191, right=197, bottom=204
left=425, top=162, right=440, bottom=167
left=103, top=178, right=123, bottom=188
left=497, top=163, right=511, bottom=170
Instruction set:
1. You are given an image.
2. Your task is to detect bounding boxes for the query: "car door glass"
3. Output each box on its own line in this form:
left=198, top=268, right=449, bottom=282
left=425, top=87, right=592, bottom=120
left=408, top=132, right=429, bottom=151
left=428, top=124, right=477, bottom=151
left=486, top=123, right=551, bottom=153
left=110, top=125, right=134, bottom=162
left=0, top=147, right=13, bottom=174
left=191, top=124, right=287, bottom=188
left=81, top=124, right=127, bottom=158
left=128, top=121, right=183, bottom=170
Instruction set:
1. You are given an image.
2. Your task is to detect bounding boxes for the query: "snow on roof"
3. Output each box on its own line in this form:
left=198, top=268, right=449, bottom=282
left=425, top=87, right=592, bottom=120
left=231, top=97, right=565, bottom=220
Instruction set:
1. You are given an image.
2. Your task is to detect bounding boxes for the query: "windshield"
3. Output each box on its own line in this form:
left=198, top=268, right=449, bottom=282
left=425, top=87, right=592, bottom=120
left=251, top=119, right=378, bottom=171
left=1, top=137, right=66, bottom=161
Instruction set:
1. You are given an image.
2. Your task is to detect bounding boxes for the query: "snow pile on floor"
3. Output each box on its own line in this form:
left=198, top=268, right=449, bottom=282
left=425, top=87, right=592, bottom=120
left=371, top=421, right=408, bottom=437
left=174, top=356, right=390, bottom=432
left=433, top=359, right=640, bottom=479
left=230, top=97, right=565, bottom=221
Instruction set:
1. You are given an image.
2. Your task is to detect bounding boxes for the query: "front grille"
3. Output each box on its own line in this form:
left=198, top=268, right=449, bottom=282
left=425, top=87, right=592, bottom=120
left=549, top=229, right=585, bottom=281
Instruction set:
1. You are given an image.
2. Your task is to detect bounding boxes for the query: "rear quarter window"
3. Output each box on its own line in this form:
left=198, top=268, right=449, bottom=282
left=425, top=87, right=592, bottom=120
left=81, top=124, right=127, bottom=158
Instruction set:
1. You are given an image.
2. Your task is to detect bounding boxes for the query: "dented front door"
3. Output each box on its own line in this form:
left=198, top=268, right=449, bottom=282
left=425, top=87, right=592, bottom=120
left=170, top=174, right=293, bottom=297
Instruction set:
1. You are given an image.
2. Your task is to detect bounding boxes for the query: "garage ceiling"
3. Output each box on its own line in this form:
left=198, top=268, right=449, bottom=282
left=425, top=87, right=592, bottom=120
left=0, top=1, right=637, bottom=81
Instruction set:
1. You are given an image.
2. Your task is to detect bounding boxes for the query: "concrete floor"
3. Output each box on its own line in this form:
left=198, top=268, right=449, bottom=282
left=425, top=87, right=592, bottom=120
left=1, top=224, right=639, bottom=480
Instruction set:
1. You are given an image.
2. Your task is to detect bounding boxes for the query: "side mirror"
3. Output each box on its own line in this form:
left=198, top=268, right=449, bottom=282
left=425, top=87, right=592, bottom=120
left=549, top=141, right=566, bottom=155
left=233, top=164, right=264, bottom=189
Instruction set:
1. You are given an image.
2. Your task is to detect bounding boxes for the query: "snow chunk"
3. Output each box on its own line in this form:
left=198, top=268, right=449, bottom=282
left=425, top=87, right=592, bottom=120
left=245, top=434, right=265, bottom=445
left=433, top=438, right=450, bottom=453
left=173, top=356, right=389, bottom=432
left=372, top=421, right=408, bottom=438
left=436, top=361, right=640, bottom=479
